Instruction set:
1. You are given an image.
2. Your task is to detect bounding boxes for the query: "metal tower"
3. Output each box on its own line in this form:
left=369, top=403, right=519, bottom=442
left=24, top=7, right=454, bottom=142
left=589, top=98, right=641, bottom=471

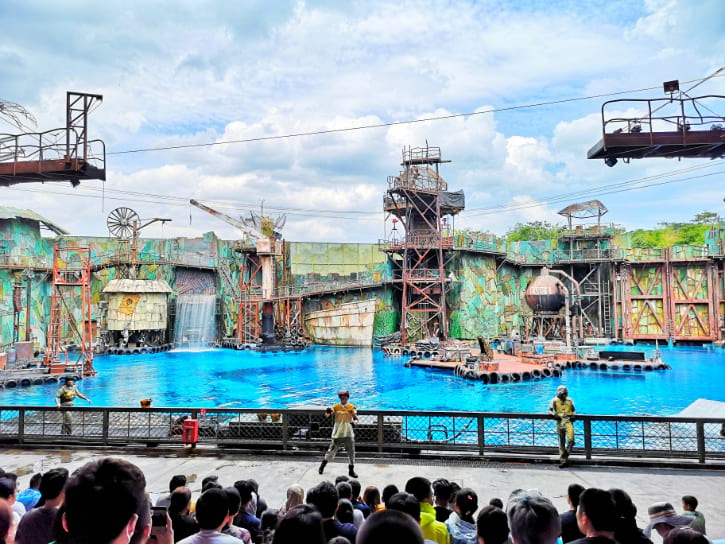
left=383, top=145, right=464, bottom=343
left=44, top=244, right=95, bottom=375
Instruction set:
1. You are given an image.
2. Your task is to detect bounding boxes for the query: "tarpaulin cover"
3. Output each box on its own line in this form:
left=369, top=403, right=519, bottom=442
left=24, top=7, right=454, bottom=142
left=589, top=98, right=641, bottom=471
left=441, top=190, right=465, bottom=208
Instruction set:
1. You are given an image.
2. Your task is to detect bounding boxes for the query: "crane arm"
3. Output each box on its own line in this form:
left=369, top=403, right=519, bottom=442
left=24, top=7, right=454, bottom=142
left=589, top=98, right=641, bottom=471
left=189, top=199, right=263, bottom=239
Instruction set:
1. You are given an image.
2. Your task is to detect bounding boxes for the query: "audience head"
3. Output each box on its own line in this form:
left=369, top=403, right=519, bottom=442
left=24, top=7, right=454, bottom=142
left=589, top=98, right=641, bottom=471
left=336, top=498, right=354, bottom=524
left=168, top=487, right=192, bottom=516
left=169, top=474, right=187, bottom=493
left=285, top=484, right=305, bottom=511
left=432, top=478, right=453, bottom=506
left=0, top=480, right=16, bottom=503
left=224, top=487, right=242, bottom=518
left=306, top=481, right=339, bottom=519
left=382, top=484, right=399, bottom=506
left=405, top=477, right=432, bottom=503
left=334, top=475, right=349, bottom=485
left=272, top=504, right=325, bottom=544
left=328, top=538, right=351, bottom=544
left=63, top=458, right=147, bottom=544
left=336, top=481, right=353, bottom=501
left=567, top=483, right=585, bottom=509
left=476, top=505, right=509, bottom=544
left=577, top=488, right=616, bottom=534
left=202, top=480, right=222, bottom=492
left=39, top=468, right=69, bottom=505
left=386, top=492, right=421, bottom=522
left=357, top=510, right=424, bottom=544
left=0, top=499, right=13, bottom=544
left=489, top=498, right=504, bottom=509
left=195, top=488, right=231, bottom=531
left=681, top=496, right=698, bottom=512
left=608, top=488, right=637, bottom=524
left=507, top=490, right=560, bottom=544
left=261, top=509, right=279, bottom=532
left=363, top=486, right=381, bottom=509
left=29, top=473, right=42, bottom=489
left=645, top=502, right=694, bottom=538
left=233, top=480, right=255, bottom=507
left=455, top=488, right=478, bottom=521
left=349, top=479, right=361, bottom=500
left=663, top=527, right=709, bottom=544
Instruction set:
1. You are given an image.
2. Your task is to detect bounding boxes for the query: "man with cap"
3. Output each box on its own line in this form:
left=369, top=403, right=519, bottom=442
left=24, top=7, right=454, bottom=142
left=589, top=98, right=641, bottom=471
left=319, top=389, right=359, bottom=478
left=15, top=468, right=69, bottom=544
left=548, top=385, right=576, bottom=467
left=644, top=502, right=693, bottom=539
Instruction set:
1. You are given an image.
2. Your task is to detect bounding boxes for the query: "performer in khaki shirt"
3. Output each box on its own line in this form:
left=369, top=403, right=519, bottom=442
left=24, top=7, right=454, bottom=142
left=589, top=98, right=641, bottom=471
left=318, top=390, right=359, bottom=477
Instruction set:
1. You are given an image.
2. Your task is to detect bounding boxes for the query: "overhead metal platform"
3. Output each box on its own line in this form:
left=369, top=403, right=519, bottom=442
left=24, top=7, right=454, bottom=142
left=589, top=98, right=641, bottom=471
left=0, top=92, right=105, bottom=186
left=587, top=94, right=725, bottom=164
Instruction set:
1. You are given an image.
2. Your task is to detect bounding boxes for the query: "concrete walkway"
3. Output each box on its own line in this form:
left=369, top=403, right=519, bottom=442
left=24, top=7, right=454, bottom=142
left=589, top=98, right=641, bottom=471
left=1, top=448, right=722, bottom=539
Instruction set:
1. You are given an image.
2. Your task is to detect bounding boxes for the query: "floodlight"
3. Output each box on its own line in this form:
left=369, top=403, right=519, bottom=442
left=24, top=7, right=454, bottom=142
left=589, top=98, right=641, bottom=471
left=604, top=157, right=618, bottom=167
left=663, top=80, right=679, bottom=94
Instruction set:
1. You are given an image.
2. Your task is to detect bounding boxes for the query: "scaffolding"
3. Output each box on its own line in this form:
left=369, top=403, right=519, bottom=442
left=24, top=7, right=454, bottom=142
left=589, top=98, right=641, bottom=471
left=382, top=145, right=464, bottom=342
left=0, top=92, right=105, bottom=186
left=44, top=244, right=95, bottom=375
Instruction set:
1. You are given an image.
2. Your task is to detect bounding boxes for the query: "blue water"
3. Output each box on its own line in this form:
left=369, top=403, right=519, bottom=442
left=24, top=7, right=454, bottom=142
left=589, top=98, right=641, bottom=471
left=0, top=345, right=723, bottom=416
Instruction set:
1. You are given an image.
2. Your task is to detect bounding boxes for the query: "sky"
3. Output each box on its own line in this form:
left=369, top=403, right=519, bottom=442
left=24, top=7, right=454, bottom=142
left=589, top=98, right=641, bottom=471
left=1, top=0, right=724, bottom=243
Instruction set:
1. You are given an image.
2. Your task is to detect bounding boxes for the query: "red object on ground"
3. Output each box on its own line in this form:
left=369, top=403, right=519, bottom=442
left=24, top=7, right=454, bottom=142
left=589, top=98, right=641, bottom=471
left=181, top=419, right=199, bottom=444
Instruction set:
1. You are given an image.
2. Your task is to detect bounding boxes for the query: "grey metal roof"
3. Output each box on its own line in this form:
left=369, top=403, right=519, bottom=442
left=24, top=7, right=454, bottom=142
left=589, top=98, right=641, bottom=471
left=102, top=279, right=174, bottom=294
left=0, top=206, right=69, bottom=235
left=557, top=200, right=608, bottom=218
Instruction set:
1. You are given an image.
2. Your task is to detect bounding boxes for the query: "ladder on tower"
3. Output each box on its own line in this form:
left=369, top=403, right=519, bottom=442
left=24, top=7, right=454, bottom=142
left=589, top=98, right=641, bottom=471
left=601, top=293, right=612, bottom=337
left=43, top=244, right=95, bottom=375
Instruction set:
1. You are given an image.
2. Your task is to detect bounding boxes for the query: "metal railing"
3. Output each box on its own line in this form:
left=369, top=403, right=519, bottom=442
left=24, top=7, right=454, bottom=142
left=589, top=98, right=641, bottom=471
left=1, top=406, right=723, bottom=465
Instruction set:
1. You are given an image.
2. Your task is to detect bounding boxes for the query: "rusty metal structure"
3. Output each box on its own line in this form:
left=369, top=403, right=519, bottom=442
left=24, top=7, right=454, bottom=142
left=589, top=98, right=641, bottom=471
left=382, top=145, right=464, bottom=342
left=0, top=92, right=105, bottom=186
left=588, top=92, right=725, bottom=165
left=44, top=244, right=95, bottom=374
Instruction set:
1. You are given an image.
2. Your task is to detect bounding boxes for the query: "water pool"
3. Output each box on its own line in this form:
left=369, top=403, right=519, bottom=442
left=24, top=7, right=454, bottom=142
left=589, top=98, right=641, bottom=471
left=0, top=345, right=723, bottom=415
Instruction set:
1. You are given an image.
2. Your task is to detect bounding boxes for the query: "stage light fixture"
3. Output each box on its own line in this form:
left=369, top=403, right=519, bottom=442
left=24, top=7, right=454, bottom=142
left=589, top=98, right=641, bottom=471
left=604, top=157, right=618, bottom=167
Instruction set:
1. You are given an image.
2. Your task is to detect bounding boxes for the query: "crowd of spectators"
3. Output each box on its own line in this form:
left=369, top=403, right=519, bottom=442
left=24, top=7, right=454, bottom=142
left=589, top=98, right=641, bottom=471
left=0, top=460, right=718, bottom=544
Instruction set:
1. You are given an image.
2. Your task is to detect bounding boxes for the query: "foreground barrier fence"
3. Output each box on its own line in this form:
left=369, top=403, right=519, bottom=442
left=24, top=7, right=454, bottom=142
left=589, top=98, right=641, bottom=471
left=1, top=406, right=724, bottom=465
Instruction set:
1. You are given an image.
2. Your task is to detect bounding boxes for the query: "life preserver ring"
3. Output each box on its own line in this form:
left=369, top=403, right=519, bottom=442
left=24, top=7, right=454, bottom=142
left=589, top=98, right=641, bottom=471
left=511, top=372, right=521, bottom=382
left=480, top=373, right=490, bottom=384
left=542, top=368, right=552, bottom=377
left=532, top=369, right=542, bottom=379
left=5, top=380, right=17, bottom=388
left=20, top=379, right=31, bottom=387
left=522, top=371, right=532, bottom=381
left=552, top=369, right=561, bottom=377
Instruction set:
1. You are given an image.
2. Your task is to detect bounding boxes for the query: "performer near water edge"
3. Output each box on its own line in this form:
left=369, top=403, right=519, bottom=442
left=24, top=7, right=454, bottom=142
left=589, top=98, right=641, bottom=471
left=319, top=389, right=359, bottom=478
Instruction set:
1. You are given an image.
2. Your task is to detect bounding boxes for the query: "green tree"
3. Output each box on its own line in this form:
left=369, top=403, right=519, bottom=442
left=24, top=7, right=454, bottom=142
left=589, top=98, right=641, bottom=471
left=505, top=221, right=563, bottom=242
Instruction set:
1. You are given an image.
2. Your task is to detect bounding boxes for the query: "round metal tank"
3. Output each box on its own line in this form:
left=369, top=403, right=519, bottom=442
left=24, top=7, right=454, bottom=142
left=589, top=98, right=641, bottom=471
left=525, top=274, right=565, bottom=312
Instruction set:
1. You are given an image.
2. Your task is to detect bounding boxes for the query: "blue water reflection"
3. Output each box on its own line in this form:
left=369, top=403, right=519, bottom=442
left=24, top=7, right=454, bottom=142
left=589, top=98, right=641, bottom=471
left=0, top=345, right=723, bottom=415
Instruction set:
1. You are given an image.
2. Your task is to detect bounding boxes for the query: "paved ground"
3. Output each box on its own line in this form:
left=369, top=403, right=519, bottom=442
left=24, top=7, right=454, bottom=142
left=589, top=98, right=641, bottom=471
left=1, top=448, right=723, bottom=539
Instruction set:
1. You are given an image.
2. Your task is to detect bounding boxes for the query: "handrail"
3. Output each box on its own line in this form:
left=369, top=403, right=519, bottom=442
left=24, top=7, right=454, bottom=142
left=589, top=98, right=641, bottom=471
left=0, top=406, right=722, bottom=465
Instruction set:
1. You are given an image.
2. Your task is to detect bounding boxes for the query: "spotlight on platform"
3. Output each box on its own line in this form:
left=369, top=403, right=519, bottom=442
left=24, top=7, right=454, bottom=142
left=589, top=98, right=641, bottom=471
left=604, top=157, right=618, bottom=167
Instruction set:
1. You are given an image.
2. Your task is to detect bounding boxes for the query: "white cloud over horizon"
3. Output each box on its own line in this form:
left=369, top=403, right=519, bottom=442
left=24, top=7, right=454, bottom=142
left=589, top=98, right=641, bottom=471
left=1, top=0, right=723, bottom=242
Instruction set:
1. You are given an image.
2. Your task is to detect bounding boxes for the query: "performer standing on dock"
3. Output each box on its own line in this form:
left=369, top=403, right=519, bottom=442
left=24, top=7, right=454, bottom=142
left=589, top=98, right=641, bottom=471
left=319, top=390, right=359, bottom=478
left=549, top=385, right=576, bottom=467
left=55, top=377, right=91, bottom=435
